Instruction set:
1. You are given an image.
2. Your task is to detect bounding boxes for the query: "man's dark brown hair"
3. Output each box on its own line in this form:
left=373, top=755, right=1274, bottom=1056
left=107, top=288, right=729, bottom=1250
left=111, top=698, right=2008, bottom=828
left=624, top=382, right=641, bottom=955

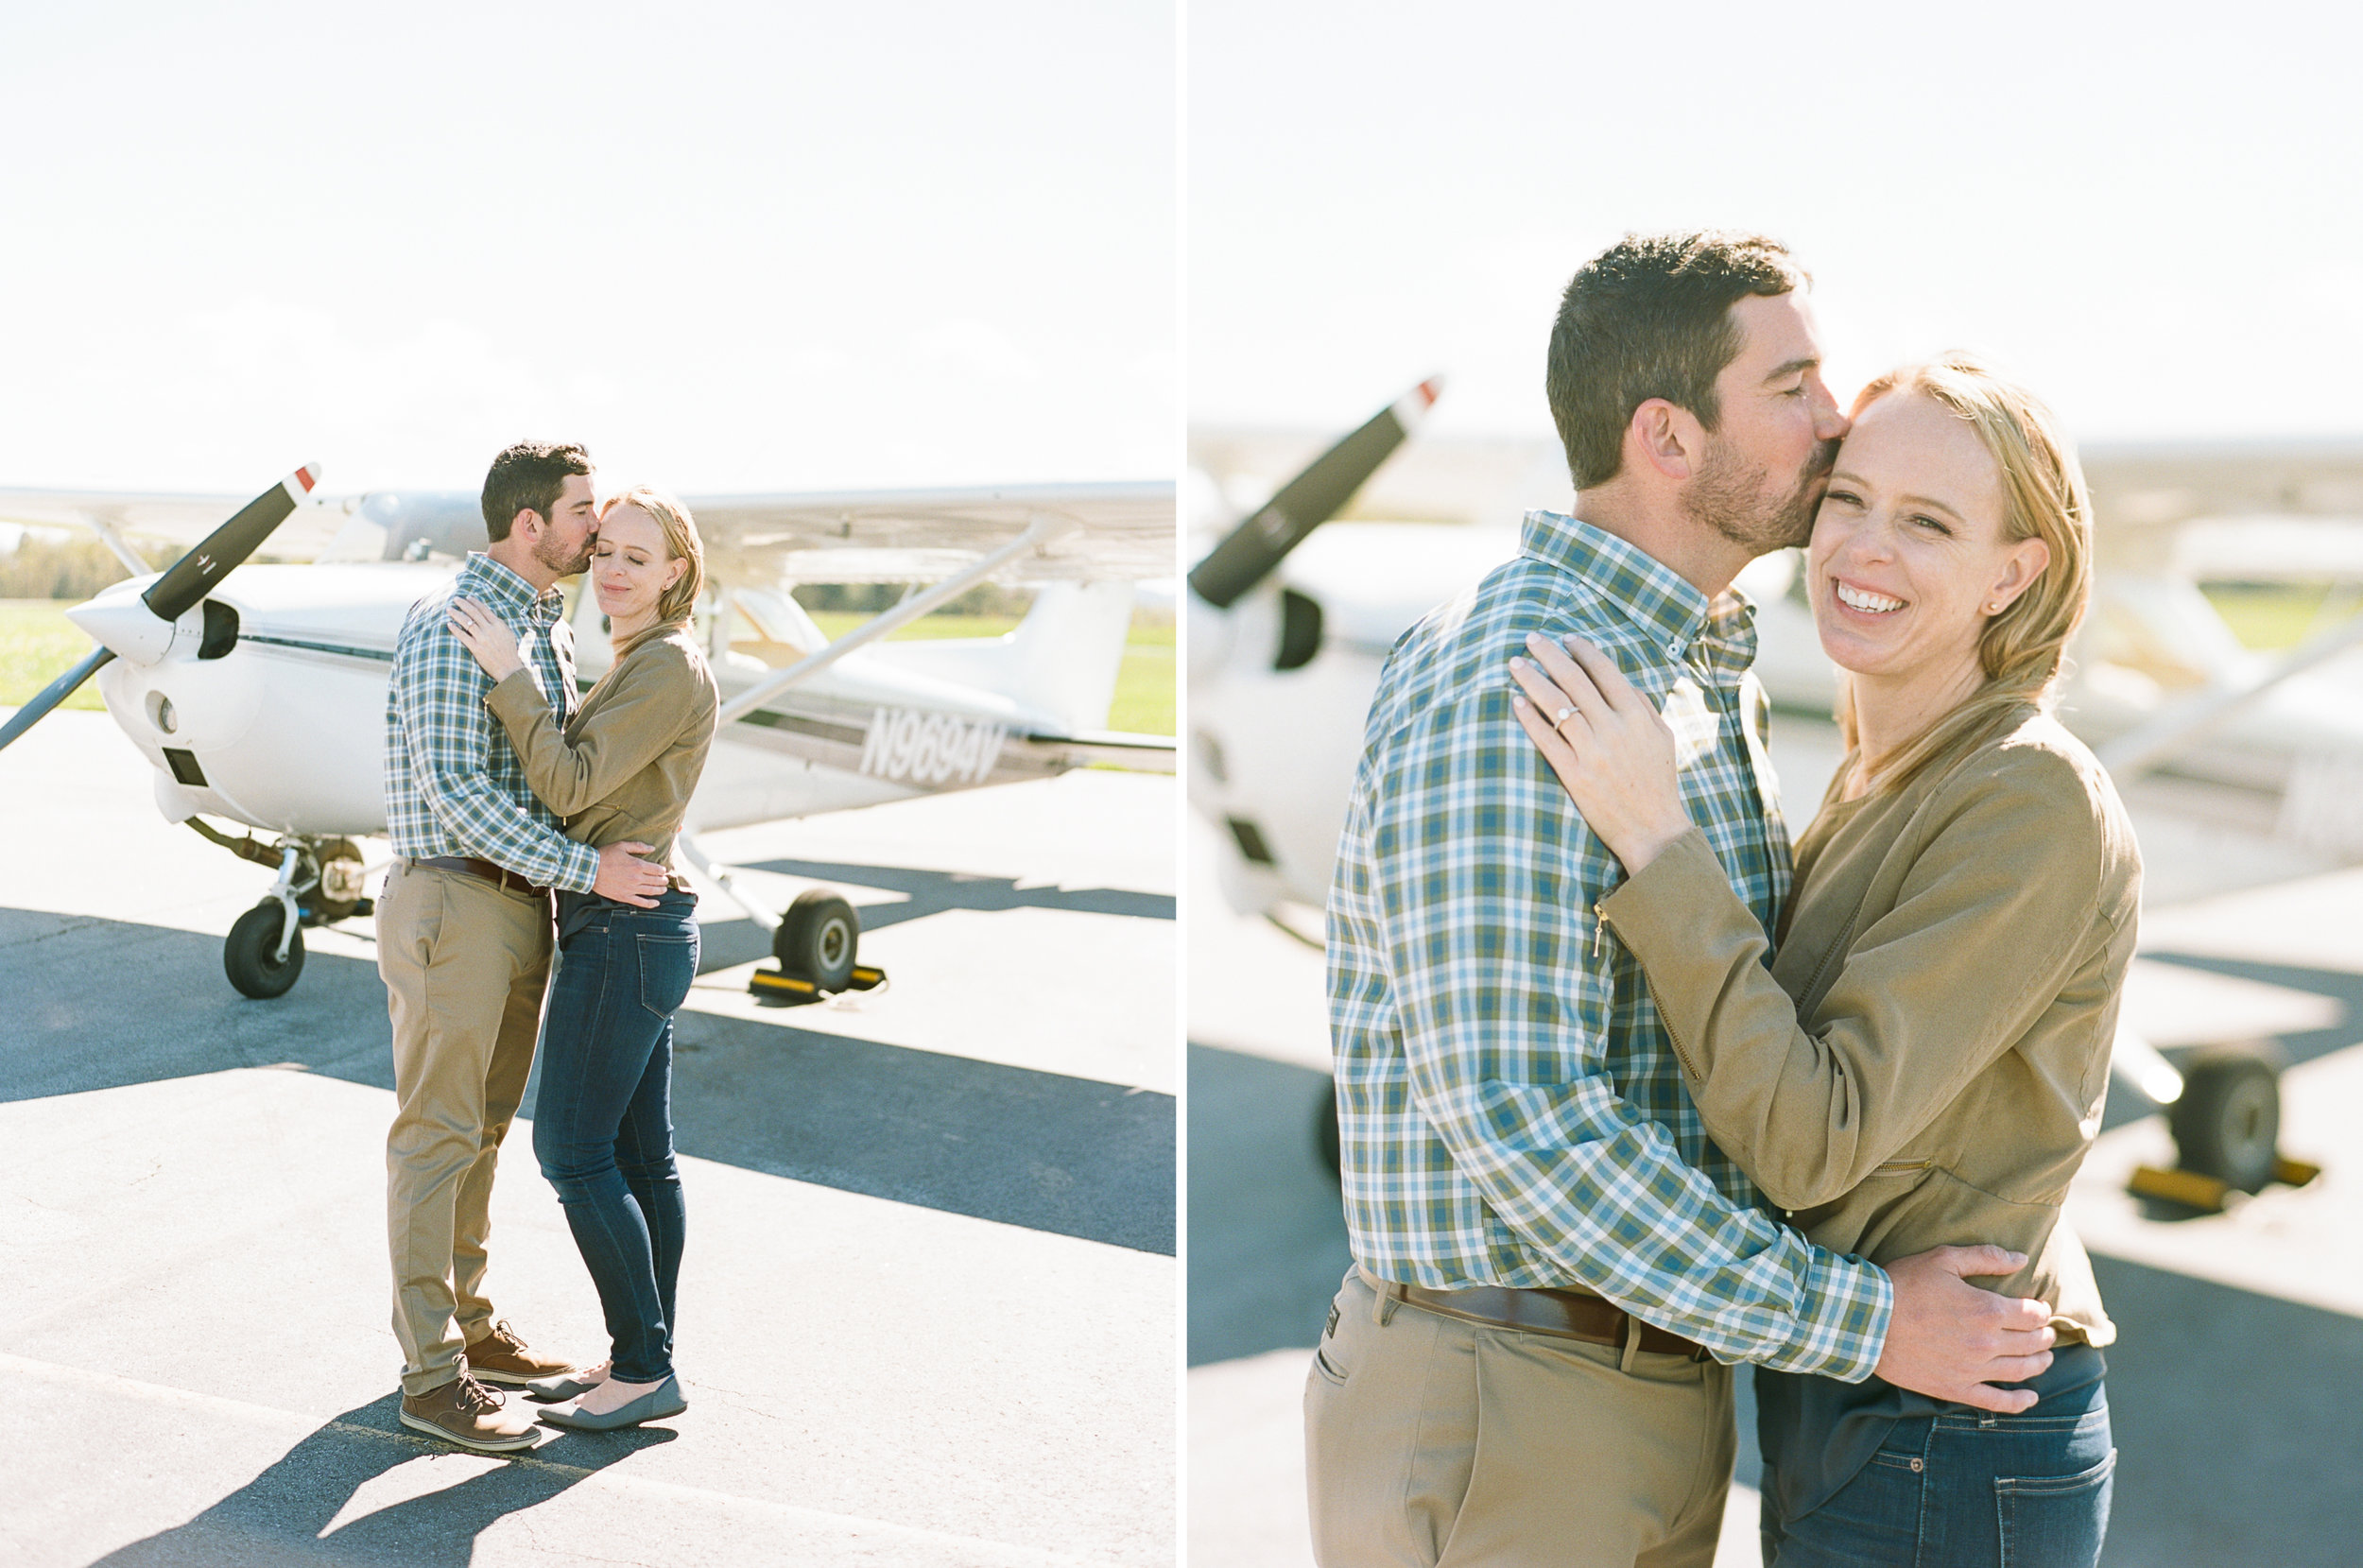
left=1546, top=232, right=1807, bottom=491
left=480, top=441, right=594, bottom=541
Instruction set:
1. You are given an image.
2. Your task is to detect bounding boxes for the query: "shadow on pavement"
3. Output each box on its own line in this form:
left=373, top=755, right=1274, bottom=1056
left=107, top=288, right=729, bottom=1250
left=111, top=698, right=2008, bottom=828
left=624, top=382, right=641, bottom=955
left=2090, top=1253, right=2363, bottom=1568
left=1187, top=1044, right=1347, bottom=1365
left=740, top=857, right=1177, bottom=931
left=676, top=1011, right=1174, bottom=1254
left=87, top=1393, right=674, bottom=1566
left=0, top=908, right=1173, bottom=1254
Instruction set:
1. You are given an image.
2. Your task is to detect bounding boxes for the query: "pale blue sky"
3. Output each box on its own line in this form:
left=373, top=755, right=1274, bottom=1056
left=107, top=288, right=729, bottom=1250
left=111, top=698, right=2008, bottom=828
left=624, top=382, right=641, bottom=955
left=1190, top=0, right=2363, bottom=446
left=0, top=0, right=1174, bottom=493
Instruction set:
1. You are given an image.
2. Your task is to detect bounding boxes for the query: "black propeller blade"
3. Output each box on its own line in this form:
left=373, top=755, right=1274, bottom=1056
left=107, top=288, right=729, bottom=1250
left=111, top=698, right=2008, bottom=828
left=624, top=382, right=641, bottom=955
left=1187, top=379, right=1440, bottom=610
left=0, top=646, right=114, bottom=752
left=0, top=463, right=319, bottom=755
left=144, top=463, right=321, bottom=623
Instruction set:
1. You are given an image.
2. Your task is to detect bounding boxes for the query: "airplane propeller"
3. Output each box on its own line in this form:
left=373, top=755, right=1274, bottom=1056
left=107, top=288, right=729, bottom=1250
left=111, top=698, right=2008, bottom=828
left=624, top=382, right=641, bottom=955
left=1187, top=378, right=1440, bottom=608
left=0, top=464, right=319, bottom=753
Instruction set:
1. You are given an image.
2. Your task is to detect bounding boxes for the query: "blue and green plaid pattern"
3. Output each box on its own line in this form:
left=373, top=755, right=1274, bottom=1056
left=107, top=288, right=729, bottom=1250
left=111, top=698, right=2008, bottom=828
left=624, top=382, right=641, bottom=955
left=384, top=553, right=601, bottom=893
left=1327, top=510, right=1891, bottom=1378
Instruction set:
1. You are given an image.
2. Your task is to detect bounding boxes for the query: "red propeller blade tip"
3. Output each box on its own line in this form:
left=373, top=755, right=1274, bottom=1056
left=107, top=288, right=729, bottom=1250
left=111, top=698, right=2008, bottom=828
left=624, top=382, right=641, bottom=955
left=296, top=464, right=320, bottom=492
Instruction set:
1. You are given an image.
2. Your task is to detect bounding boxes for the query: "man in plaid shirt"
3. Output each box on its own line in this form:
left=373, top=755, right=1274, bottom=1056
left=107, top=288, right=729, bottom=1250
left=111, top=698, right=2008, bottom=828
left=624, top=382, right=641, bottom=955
left=1307, top=234, right=2058, bottom=1565
left=378, top=441, right=671, bottom=1452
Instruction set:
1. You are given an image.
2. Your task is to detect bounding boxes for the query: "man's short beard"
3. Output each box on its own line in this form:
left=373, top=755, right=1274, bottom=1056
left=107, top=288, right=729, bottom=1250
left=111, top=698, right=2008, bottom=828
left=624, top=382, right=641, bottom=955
left=1682, top=434, right=1839, bottom=554
left=532, top=527, right=593, bottom=577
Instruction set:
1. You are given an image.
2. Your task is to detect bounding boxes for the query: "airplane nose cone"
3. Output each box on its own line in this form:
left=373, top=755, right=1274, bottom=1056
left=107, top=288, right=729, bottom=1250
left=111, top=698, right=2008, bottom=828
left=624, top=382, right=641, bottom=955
left=66, top=578, right=179, bottom=664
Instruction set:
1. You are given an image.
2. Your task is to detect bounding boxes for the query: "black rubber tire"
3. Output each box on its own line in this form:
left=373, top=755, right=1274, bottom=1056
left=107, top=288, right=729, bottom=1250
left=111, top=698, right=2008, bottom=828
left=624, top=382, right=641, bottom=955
left=225, top=901, right=305, bottom=999
left=2168, top=1044, right=2283, bottom=1193
left=774, top=890, right=858, bottom=992
left=1315, top=1078, right=1341, bottom=1182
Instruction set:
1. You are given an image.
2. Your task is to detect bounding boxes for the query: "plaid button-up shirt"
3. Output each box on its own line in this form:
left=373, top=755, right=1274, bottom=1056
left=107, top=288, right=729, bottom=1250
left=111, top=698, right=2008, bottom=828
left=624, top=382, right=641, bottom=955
left=384, top=553, right=601, bottom=893
left=1327, top=510, right=1891, bottom=1379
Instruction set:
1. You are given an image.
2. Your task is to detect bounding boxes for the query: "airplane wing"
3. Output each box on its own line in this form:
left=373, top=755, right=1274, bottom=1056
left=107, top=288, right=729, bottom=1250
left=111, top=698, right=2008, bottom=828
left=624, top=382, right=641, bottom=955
left=2078, top=438, right=2363, bottom=528
left=0, top=488, right=354, bottom=563
left=1, top=479, right=1176, bottom=583
left=684, top=481, right=1176, bottom=584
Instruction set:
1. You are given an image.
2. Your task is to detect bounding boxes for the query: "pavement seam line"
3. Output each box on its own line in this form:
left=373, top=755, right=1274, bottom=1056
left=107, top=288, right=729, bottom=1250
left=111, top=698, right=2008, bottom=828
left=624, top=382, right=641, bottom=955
left=0, top=1352, right=1095, bottom=1566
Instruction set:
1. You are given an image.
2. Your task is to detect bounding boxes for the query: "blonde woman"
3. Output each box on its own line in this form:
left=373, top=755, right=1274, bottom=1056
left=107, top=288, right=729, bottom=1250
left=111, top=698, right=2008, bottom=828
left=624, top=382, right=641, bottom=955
left=1511, top=356, right=2137, bottom=1566
left=447, top=486, right=720, bottom=1433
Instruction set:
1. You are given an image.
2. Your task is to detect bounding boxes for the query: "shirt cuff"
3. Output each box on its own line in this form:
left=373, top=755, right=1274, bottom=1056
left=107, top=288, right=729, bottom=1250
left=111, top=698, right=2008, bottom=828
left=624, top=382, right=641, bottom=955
left=551, top=836, right=601, bottom=894
left=1760, top=1249, right=1893, bottom=1383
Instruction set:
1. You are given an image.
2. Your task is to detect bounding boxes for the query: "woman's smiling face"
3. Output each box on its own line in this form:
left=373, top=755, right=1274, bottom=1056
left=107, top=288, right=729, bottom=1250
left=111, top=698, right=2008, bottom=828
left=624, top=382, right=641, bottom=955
left=1807, top=390, right=2046, bottom=688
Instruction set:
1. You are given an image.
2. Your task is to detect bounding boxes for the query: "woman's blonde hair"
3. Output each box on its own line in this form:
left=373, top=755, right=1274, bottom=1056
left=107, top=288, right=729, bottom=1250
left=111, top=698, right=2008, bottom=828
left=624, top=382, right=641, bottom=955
left=1836, top=353, right=2095, bottom=792
left=605, top=485, right=706, bottom=625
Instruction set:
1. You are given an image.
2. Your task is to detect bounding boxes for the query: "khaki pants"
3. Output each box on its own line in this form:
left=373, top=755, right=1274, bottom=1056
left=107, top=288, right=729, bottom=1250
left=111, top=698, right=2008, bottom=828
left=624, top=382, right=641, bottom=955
left=1305, top=1270, right=1735, bottom=1568
left=377, top=861, right=553, bottom=1397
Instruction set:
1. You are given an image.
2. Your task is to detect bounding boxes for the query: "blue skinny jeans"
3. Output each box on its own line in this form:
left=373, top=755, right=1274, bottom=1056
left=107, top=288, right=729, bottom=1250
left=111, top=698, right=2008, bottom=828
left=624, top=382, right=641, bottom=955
left=532, top=888, right=698, bottom=1385
left=1762, top=1355, right=2114, bottom=1568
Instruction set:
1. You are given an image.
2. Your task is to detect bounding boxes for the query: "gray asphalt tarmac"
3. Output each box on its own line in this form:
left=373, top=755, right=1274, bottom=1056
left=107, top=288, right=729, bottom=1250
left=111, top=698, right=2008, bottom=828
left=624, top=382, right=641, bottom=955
left=0, top=710, right=1177, bottom=1567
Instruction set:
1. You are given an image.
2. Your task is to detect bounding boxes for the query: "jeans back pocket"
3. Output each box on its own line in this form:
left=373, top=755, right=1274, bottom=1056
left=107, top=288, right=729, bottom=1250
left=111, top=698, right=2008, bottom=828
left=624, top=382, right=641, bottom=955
left=637, top=933, right=699, bottom=1019
left=1995, top=1447, right=2115, bottom=1568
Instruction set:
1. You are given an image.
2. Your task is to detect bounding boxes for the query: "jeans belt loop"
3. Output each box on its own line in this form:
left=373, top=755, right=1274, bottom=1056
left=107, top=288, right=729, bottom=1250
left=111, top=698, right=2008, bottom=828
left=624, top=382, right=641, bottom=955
left=1619, top=1311, right=1645, bottom=1374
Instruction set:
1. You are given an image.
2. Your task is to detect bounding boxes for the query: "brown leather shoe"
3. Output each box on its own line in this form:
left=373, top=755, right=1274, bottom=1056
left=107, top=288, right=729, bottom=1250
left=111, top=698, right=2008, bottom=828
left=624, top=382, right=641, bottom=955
left=463, top=1320, right=580, bottom=1387
left=399, top=1372, right=539, bottom=1452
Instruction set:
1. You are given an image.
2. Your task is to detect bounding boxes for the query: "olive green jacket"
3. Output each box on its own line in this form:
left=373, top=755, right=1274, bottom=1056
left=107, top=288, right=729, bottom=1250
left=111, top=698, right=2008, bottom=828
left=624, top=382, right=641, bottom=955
left=486, top=620, right=718, bottom=888
left=1596, top=706, right=2140, bottom=1345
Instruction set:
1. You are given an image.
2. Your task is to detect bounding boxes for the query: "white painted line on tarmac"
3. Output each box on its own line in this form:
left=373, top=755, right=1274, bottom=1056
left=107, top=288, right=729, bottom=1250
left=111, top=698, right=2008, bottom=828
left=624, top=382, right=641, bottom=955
left=0, top=1351, right=1097, bottom=1567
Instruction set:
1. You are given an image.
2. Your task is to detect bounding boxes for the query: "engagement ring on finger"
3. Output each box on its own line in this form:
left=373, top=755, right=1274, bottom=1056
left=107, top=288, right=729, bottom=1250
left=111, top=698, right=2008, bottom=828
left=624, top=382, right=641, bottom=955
left=1553, top=705, right=1580, bottom=737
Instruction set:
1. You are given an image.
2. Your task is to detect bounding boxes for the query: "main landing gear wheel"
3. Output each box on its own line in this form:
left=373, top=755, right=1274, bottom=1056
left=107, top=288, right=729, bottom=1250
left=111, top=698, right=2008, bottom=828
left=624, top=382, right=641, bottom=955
left=2168, top=1042, right=2283, bottom=1194
left=225, top=900, right=305, bottom=999
left=775, top=889, right=859, bottom=992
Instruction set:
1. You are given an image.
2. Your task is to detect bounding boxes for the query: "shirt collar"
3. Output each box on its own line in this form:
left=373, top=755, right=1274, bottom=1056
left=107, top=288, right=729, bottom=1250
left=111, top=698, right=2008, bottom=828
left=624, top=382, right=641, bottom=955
left=1520, top=509, right=1758, bottom=678
left=460, top=552, right=564, bottom=628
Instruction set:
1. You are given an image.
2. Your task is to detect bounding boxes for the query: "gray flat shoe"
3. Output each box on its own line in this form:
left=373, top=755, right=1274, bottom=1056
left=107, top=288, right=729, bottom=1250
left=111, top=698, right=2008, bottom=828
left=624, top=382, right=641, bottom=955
left=524, top=1370, right=604, bottom=1403
left=536, top=1375, right=687, bottom=1432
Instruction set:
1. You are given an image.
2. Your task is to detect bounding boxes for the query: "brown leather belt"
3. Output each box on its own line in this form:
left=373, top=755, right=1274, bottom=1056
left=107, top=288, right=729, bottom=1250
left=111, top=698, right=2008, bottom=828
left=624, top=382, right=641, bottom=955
left=410, top=856, right=549, bottom=898
left=1360, top=1266, right=1709, bottom=1360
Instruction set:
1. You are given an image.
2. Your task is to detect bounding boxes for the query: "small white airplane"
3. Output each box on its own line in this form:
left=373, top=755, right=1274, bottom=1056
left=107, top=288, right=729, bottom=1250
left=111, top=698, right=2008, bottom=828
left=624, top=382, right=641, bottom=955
left=1188, top=387, right=2363, bottom=1198
left=1, top=470, right=1174, bottom=1001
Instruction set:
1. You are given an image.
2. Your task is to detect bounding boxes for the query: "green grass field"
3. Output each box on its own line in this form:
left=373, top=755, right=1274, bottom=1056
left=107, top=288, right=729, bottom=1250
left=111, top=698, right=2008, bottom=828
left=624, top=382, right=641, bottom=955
left=2, top=599, right=1178, bottom=736
left=0, top=600, right=108, bottom=711
left=2198, top=584, right=2359, bottom=651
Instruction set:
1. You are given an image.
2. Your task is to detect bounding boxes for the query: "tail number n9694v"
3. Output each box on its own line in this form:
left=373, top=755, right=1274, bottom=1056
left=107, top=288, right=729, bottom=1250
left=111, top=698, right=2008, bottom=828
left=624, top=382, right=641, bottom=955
left=858, top=708, right=1009, bottom=786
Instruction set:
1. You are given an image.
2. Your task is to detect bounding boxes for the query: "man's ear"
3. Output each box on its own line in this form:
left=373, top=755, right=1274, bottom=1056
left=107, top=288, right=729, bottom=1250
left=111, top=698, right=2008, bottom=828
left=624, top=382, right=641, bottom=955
left=1627, top=398, right=1703, bottom=482
left=511, top=508, right=542, bottom=543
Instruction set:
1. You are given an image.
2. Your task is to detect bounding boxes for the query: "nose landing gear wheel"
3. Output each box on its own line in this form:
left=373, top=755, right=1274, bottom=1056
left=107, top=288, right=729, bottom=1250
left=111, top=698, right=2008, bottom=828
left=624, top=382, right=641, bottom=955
left=225, top=900, right=305, bottom=999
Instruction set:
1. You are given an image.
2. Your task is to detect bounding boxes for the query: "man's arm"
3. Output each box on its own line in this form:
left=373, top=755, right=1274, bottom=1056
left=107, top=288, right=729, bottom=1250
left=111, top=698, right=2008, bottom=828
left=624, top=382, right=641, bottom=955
left=393, top=620, right=601, bottom=892
left=1374, top=681, right=1894, bottom=1380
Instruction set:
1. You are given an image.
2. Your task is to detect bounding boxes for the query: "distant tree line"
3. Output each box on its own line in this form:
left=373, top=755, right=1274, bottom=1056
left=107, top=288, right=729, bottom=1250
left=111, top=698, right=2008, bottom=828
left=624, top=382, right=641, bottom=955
left=0, top=534, right=130, bottom=598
